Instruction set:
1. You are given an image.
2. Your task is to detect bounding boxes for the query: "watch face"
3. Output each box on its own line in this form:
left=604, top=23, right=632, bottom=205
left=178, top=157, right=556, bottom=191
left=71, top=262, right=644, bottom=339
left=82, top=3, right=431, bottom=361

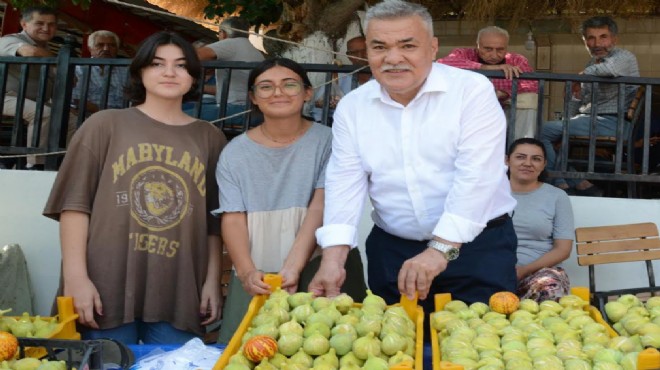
left=445, top=247, right=460, bottom=261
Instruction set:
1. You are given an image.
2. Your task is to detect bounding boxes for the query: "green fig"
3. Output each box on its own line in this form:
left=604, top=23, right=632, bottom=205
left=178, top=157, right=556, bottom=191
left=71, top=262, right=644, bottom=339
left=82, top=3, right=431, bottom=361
left=339, top=352, right=364, bottom=367
left=388, top=350, right=414, bottom=366
left=303, top=332, right=330, bottom=356
left=277, top=333, right=303, bottom=356
left=381, top=332, right=407, bottom=356
left=279, top=317, right=304, bottom=337
left=251, top=323, right=279, bottom=340
left=279, top=360, right=307, bottom=370
left=251, top=312, right=279, bottom=328
left=336, top=314, right=359, bottom=326
left=331, top=323, right=357, bottom=338
left=225, top=364, right=251, bottom=370
left=312, top=296, right=333, bottom=312
left=314, top=348, right=339, bottom=368
left=306, top=311, right=335, bottom=328
left=288, top=292, right=314, bottom=308
left=330, top=333, right=355, bottom=356
left=229, top=353, right=255, bottom=369
left=263, top=296, right=290, bottom=312
left=304, top=321, right=331, bottom=339
left=333, top=293, right=354, bottom=314
left=268, top=352, right=287, bottom=368
left=291, top=303, right=315, bottom=323
left=318, top=304, right=342, bottom=324
left=362, top=354, right=388, bottom=370
left=290, top=347, right=314, bottom=368
left=312, top=363, right=336, bottom=370
left=269, top=287, right=289, bottom=301
left=356, top=314, right=381, bottom=337
left=363, top=290, right=387, bottom=310
left=352, top=332, right=381, bottom=360
left=12, top=358, right=42, bottom=370
left=10, top=313, right=34, bottom=337
left=35, top=360, right=66, bottom=370
left=254, top=358, right=277, bottom=370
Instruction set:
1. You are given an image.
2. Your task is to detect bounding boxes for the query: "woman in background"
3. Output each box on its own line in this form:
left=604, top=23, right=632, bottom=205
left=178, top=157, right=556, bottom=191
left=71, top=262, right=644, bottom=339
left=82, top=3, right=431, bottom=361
left=507, top=138, right=574, bottom=302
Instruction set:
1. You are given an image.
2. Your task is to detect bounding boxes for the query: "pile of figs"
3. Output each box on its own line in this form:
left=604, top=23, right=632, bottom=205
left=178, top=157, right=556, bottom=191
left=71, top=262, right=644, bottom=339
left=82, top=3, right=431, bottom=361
left=432, top=294, right=647, bottom=370
left=226, top=289, right=417, bottom=370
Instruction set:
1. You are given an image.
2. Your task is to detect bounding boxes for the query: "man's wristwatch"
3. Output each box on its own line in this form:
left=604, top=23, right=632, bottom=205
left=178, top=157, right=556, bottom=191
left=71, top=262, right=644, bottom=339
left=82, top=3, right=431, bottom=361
left=427, top=240, right=460, bottom=261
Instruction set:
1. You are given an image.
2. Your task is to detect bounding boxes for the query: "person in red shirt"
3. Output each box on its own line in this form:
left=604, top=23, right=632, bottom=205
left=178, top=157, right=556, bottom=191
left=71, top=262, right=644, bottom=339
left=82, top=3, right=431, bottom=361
left=437, top=26, right=539, bottom=138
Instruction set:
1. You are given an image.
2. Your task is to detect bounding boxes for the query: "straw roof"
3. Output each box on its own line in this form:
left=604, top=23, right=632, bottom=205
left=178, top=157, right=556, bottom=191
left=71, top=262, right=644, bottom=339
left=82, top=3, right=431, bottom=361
left=392, top=0, right=660, bottom=28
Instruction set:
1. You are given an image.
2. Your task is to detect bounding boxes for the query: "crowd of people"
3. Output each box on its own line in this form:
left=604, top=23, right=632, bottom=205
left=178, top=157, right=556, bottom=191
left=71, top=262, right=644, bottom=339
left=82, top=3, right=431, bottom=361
left=0, top=0, right=650, bottom=346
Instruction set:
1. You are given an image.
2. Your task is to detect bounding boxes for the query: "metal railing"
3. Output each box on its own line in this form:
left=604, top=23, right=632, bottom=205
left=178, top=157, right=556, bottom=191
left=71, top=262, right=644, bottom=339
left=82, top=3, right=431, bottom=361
left=0, top=39, right=658, bottom=196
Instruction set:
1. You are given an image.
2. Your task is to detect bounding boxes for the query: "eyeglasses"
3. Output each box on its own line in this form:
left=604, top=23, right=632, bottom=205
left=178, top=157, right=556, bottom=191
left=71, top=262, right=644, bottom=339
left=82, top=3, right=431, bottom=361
left=252, top=80, right=304, bottom=99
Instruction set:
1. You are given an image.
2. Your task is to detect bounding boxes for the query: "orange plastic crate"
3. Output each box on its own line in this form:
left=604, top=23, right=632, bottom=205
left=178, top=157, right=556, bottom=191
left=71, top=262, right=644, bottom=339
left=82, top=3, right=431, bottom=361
left=213, top=274, right=424, bottom=369
left=430, top=287, right=660, bottom=370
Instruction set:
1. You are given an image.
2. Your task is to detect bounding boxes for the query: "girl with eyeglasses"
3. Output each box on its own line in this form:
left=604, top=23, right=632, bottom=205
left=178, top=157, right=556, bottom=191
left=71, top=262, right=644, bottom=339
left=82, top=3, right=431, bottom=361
left=212, top=58, right=367, bottom=343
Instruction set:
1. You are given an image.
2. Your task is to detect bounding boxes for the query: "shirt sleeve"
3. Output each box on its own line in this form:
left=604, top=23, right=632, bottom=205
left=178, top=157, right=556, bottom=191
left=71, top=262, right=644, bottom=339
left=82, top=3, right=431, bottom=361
left=315, top=102, right=368, bottom=249
left=0, top=35, right=25, bottom=56
left=71, top=66, right=82, bottom=100
left=212, top=147, right=247, bottom=215
left=43, top=117, right=105, bottom=220
left=552, top=191, right=575, bottom=240
left=437, top=48, right=482, bottom=70
left=432, top=75, right=511, bottom=243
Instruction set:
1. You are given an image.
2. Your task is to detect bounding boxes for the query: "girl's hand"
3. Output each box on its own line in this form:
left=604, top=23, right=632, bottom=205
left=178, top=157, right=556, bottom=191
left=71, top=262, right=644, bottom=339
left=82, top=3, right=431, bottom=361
left=238, top=270, right=271, bottom=296
left=64, top=277, right=102, bottom=329
left=279, top=267, right=301, bottom=294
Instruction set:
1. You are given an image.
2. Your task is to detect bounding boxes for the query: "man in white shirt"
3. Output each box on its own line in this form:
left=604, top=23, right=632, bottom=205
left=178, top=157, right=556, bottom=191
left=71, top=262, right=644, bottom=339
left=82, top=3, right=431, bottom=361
left=310, top=0, right=518, bottom=312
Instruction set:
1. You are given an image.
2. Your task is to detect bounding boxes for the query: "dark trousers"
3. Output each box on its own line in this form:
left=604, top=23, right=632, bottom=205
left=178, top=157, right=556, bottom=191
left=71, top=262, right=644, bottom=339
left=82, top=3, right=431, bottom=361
left=365, top=218, right=517, bottom=314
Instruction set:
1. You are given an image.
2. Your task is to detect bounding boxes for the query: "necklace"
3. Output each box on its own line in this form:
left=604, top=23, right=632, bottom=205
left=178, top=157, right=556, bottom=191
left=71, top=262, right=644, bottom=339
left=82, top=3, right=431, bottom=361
left=260, top=123, right=305, bottom=144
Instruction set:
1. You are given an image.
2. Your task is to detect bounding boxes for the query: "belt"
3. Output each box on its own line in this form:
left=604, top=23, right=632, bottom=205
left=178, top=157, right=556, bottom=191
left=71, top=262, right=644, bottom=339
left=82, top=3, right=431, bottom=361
left=485, top=214, right=510, bottom=229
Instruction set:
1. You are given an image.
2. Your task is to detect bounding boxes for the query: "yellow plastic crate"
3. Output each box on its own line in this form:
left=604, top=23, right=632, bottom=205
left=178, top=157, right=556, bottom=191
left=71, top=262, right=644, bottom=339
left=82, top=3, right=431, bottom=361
left=213, top=274, right=425, bottom=370
left=8, top=296, right=80, bottom=358
left=430, top=287, right=660, bottom=370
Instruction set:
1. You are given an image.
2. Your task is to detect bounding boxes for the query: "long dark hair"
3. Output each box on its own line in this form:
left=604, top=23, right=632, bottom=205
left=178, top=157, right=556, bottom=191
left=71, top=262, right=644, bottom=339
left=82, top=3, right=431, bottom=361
left=125, top=31, right=201, bottom=105
left=247, top=58, right=313, bottom=118
left=507, top=137, right=548, bottom=181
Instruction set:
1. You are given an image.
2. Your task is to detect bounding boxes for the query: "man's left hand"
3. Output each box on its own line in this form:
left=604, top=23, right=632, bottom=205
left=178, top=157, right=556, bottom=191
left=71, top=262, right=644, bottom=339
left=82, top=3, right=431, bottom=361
left=481, top=64, right=522, bottom=80
left=398, top=248, right=448, bottom=300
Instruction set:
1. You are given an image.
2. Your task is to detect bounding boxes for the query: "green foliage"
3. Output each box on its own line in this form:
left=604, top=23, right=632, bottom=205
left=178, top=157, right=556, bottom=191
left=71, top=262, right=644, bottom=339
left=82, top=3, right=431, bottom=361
left=8, top=0, right=91, bottom=10
left=203, top=0, right=282, bottom=31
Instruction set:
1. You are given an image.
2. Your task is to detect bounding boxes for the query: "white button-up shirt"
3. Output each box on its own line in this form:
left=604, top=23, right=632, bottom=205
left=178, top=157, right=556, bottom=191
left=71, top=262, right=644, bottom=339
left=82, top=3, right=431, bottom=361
left=316, top=63, right=516, bottom=248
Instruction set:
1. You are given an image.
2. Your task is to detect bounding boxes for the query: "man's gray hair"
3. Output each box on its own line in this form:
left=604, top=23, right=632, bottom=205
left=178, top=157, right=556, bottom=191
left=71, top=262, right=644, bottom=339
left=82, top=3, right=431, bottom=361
left=220, top=17, right=250, bottom=38
left=364, top=0, right=434, bottom=37
left=477, top=26, right=509, bottom=46
left=580, top=16, right=618, bottom=37
left=87, top=30, right=120, bottom=49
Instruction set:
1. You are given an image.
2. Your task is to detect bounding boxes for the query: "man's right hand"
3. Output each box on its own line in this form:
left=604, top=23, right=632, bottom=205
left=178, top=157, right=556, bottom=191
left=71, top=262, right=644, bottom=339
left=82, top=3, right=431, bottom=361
left=308, top=245, right=350, bottom=297
left=64, top=277, right=102, bottom=329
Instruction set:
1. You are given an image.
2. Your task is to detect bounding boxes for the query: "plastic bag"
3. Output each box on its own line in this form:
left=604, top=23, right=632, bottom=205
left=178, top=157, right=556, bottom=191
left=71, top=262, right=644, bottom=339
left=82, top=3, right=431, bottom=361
left=130, top=338, right=223, bottom=370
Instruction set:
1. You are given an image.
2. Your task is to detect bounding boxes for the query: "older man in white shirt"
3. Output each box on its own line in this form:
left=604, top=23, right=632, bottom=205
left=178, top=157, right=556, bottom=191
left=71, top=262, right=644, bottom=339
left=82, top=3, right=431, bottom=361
left=310, top=0, right=517, bottom=313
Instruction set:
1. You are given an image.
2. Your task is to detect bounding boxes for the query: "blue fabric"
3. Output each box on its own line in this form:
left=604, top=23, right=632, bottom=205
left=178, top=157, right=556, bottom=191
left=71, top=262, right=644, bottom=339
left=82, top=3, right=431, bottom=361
left=81, top=320, right=198, bottom=345
left=540, top=114, right=620, bottom=187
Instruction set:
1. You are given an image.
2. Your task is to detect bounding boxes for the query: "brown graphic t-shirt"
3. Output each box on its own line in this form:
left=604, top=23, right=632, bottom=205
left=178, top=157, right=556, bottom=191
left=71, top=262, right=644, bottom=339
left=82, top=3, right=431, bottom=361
left=43, top=107, right=226, bottom=335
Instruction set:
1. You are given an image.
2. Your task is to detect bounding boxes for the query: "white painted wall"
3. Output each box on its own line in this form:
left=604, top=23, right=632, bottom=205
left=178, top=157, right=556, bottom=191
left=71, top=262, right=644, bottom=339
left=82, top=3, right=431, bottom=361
left=2, top=170, right=660, bottom=315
